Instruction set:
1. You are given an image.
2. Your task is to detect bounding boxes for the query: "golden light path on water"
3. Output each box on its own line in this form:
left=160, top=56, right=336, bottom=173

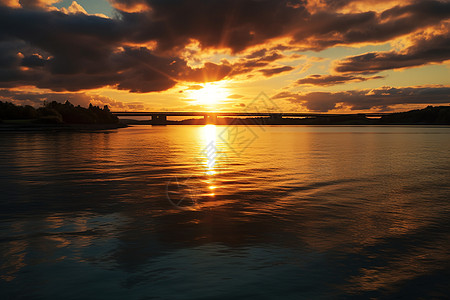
left=201, top=124, right=217, bottom=196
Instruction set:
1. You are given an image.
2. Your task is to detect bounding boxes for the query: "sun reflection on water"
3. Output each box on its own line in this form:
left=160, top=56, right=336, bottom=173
left=200, top=125, right=219, bottom=197
left=201, top=124, right=217, bottom=176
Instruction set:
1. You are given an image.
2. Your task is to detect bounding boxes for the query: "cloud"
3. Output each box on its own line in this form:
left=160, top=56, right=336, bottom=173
left=296, top=74, right=384, bottom=86
left=260, top=65, right=294, bottom=77
left=0, top=4, right=288, bottom=92
left=335, top=30, right=450, bottom=74
left=227, top=50, right=287, bottom=77
left=60, top=1, right=87, bottom=15
left=233, top=102, right=246, bottom=108
left=116, top=0, right=450, bottom=52
left=294, top=0, right=450, bottom=50
left=227, top=94, right=244, bottom=99
left=0, top=32, right=233, bottom=92
left=0, top=0, right=19, bottom=8
left=273, top=86, right=450, bottom=112
left=110, top=0, right=150, bottom=13
left=307, top=0, right=415, bottom=13
left=0, top=0, right=60, bottom=9
left=0, top=0, right=449, bottom=94
left=116, top=0, right=308, bottom=53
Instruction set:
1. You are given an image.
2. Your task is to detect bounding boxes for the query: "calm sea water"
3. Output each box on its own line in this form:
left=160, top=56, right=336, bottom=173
left=1, top=125, right=450, bottom=299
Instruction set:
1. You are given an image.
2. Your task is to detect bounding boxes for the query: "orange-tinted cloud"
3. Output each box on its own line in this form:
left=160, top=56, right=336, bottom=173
left=0, top=0, right=19, bottom=8
left=296, top=74, right=384, bottom=86
left=260, top=65, right=294, bottom=77
left=110, top=0, right=150, bottom=13
left=60, top=1, right=87, bottom=15
left=0, top=0, right=59, bottom=9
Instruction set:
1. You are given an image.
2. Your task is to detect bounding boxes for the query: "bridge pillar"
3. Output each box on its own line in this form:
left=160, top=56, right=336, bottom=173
left=203, top=114, right=217, bottom=124
left=151, top=114, right=167, bottom=125
left=269, top=113, right=283, bottom=120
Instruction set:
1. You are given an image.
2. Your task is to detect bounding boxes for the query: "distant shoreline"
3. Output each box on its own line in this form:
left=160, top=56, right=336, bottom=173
left=2, top=105, right=449, bottom=129
left=120, top=105, right=450, bottom=126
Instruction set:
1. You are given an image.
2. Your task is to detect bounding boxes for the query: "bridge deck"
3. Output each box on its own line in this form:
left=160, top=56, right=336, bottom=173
left=112, top=112, right=390, bottom=117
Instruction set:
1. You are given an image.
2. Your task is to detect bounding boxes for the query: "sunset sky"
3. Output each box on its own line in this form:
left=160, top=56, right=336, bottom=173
left=0, top=0, right=449, bottom=112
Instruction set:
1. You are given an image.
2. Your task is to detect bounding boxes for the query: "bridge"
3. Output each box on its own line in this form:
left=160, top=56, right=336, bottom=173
left=112, top=111, right=391, bottom=125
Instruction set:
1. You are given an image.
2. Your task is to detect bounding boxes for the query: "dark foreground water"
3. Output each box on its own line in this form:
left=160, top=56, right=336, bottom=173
left=1, top=125, right=450, bottom=299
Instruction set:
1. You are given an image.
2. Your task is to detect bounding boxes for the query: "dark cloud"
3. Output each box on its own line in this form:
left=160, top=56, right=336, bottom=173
left=111, top=46, right=182, bottom=92
left=21, top=54, right=48, bottom=67
left=320, top=0, right=353, bottom=9
left=0, top=13, right=233, bottom=92
left=0, top=5, right=285, bottom=92
left=245, top=49, right=268, bottom=59
left=19, top=0, right=55, bottom=9
left=116, top=0, right=450, bottom=52
left=0, top=6, right=123, bottom=90
left=274, top=86, right=450, bottom=112
left=117, top=0, right=310, bottom=53
left=309, top=0, right=450, bottom=49
left=227, top=50, right=287, bottom=76
left=335, top=31, right=450, bottom=73
left=296, top=74, right=384, bottom=86
left=111, top=47, right=235, bottom=92
left=260, top=65, right=294, bottom=77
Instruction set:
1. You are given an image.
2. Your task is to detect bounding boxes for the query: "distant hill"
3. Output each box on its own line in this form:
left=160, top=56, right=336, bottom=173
left=379, top=106, right=450, bottom=125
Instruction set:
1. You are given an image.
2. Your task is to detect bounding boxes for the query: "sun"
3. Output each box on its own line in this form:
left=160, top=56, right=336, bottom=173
left=187, top=82, right=230, bottom=106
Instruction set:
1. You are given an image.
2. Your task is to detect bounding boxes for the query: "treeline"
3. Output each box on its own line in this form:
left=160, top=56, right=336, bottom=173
left=0, top=101, right=119, bottom=124
left=380, top=106, right=450, bottom=124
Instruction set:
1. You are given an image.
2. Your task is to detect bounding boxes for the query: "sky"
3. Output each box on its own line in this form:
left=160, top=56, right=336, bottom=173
left=0, top=0, right=449, bottom=113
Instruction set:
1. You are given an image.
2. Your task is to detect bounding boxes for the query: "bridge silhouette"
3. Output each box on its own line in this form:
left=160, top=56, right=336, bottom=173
left=112, top=111, right=391, bottom=125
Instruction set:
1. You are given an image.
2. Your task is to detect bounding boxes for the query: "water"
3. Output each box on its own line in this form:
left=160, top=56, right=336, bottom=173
left=1, top=125, right=449, bottom=299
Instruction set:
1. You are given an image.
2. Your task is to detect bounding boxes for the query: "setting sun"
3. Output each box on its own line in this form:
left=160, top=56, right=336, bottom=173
left=187, top=82, right=230, bottom=106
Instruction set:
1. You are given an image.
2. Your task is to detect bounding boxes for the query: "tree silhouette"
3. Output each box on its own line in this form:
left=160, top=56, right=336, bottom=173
left=0, top=101, right=120, bottom=124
